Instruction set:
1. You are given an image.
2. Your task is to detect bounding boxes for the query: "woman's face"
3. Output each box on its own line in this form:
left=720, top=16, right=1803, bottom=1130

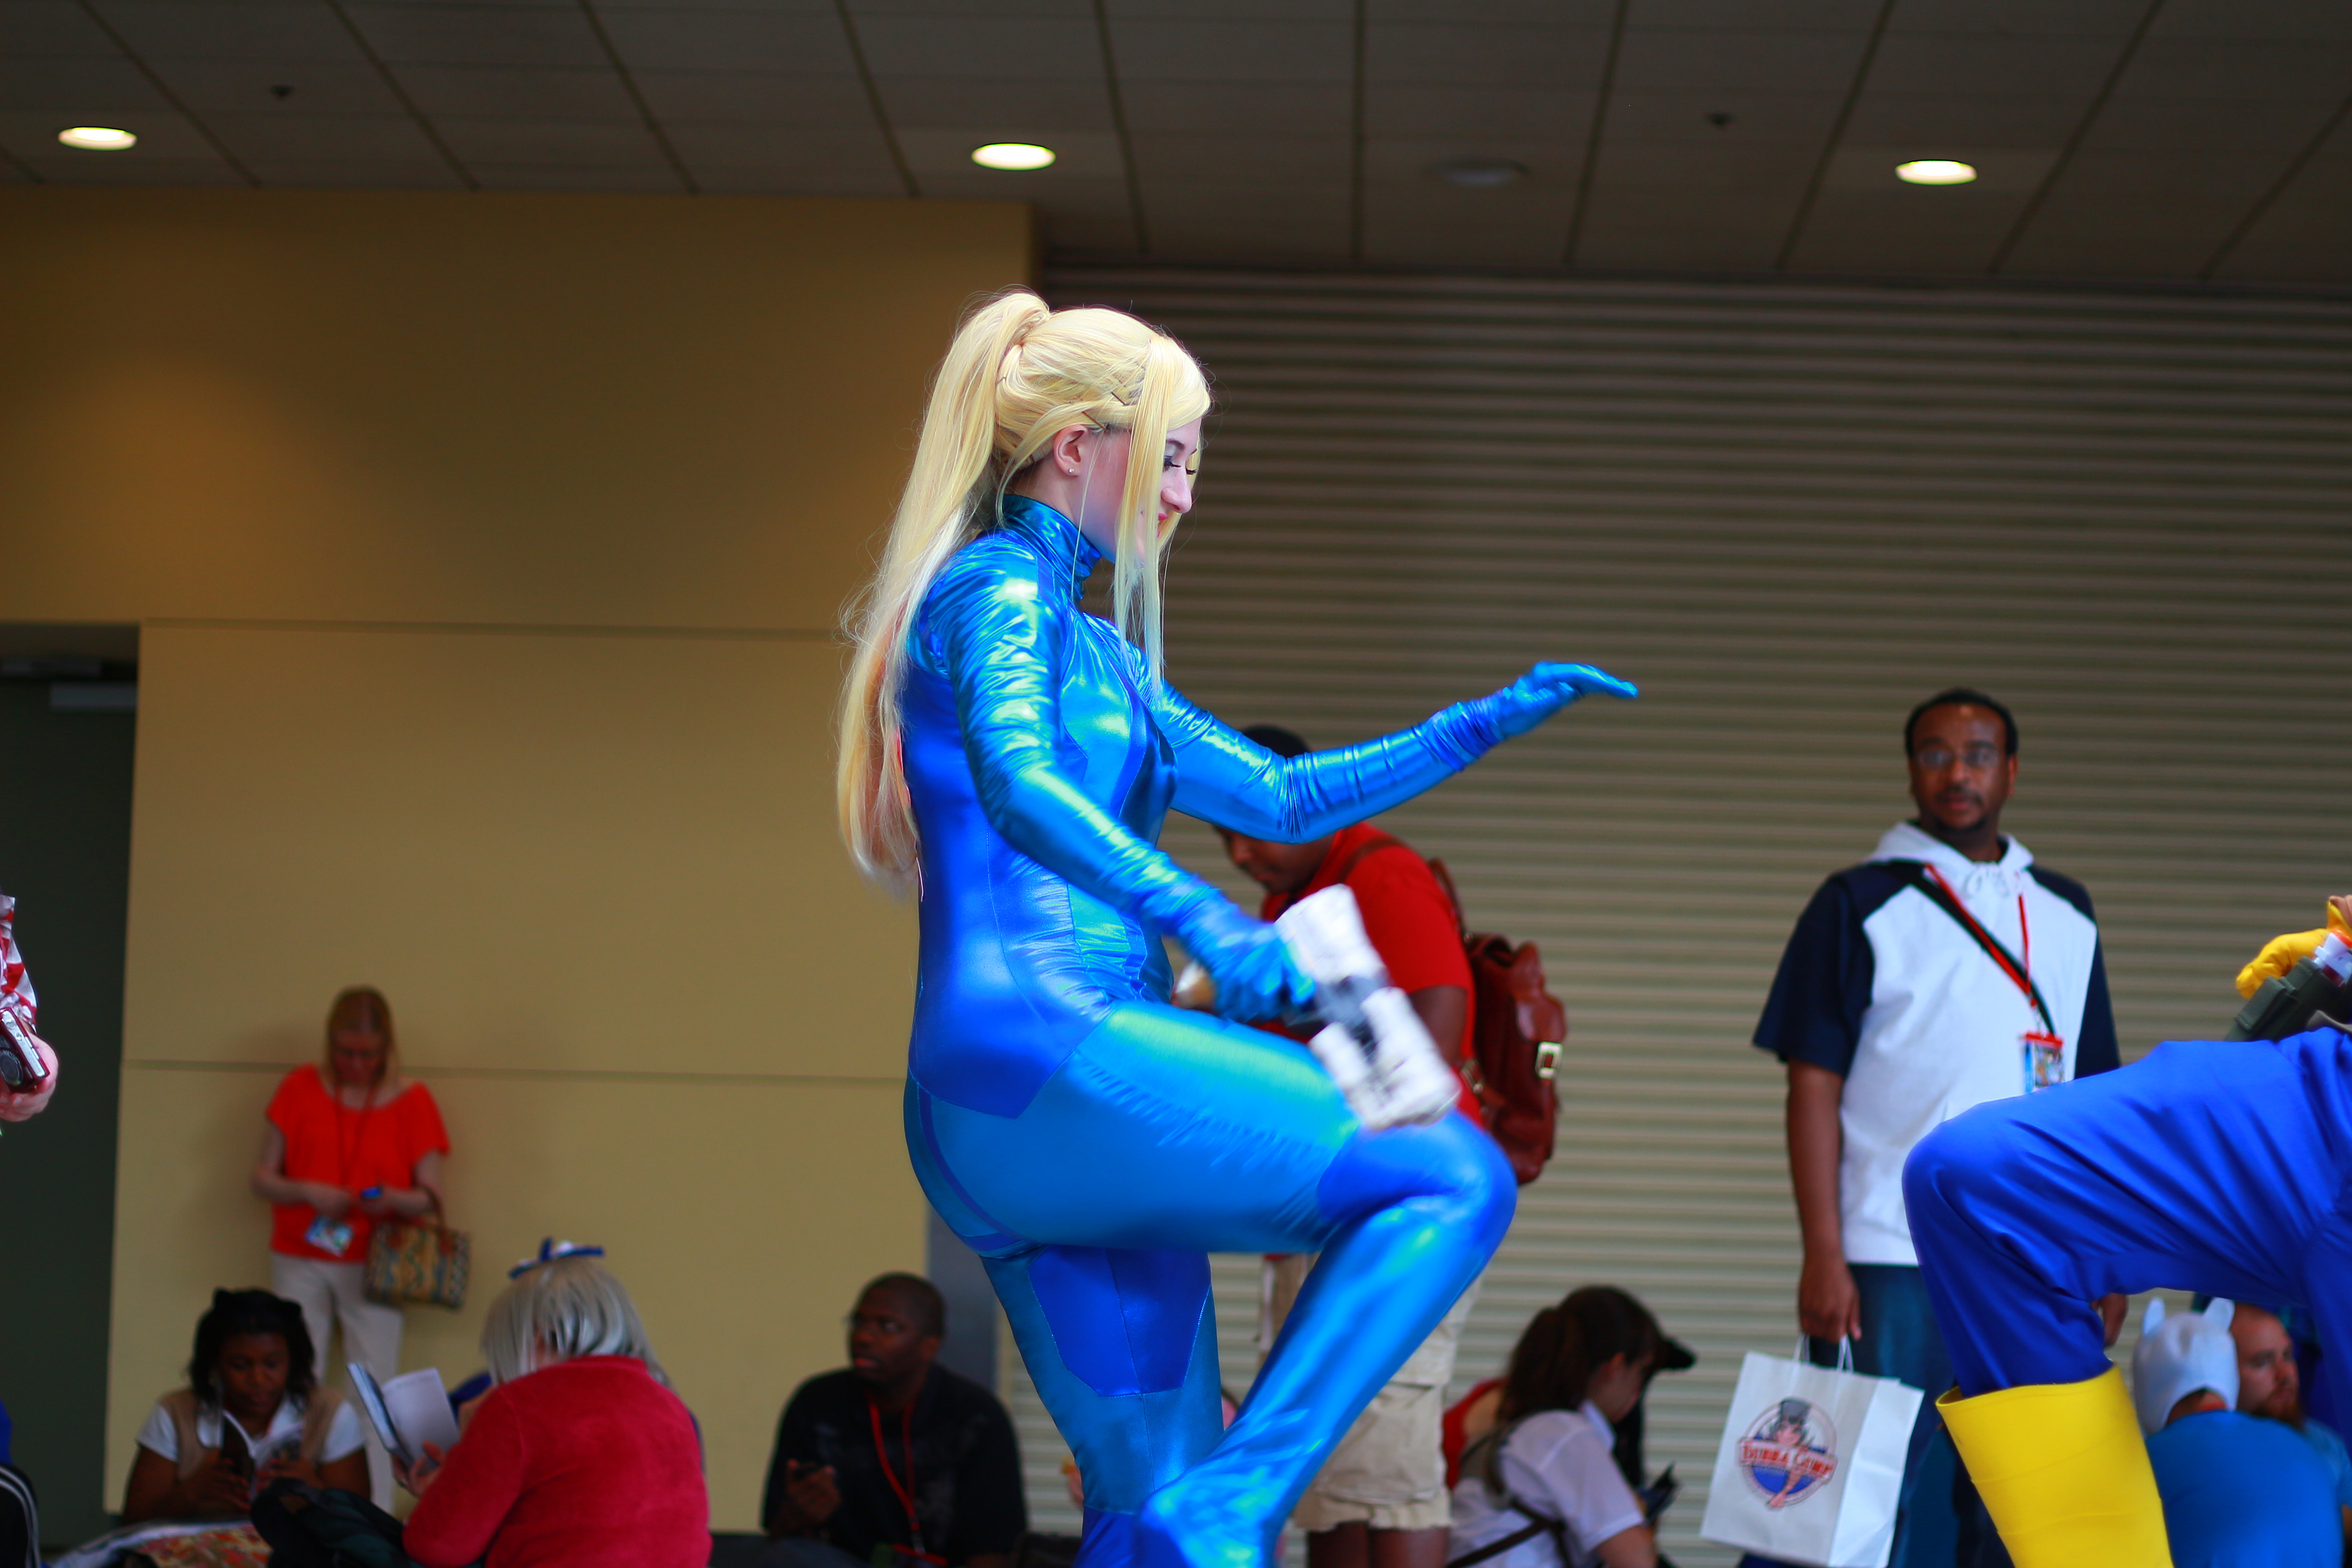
left=1071, top=417, right=1203, bottom=558
left=217, top=1332, right=291, bottom=1426
left=329, top=1024, right=387, bottom=1089
left=1587, top=1347, right=1656, bottom=1423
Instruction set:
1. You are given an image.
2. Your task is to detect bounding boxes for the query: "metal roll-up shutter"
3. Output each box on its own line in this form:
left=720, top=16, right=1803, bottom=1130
left=990, top=268, right=2352, bottom=1564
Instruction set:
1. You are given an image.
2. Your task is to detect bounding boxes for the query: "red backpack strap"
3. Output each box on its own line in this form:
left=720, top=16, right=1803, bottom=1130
left=1324, top=831, right=1411, bottom=888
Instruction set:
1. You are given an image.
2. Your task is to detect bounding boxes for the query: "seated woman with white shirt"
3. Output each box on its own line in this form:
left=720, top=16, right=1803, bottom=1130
left=122, top=1289, right=368, bottom=1523
left=1448, top=1288, right=1678, bottom=1568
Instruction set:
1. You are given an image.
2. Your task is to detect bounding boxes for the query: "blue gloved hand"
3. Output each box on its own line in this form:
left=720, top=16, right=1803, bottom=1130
left=1174, top=899, right=1316, bottom=1023
left=1478, top=662, right=1639, bottom=740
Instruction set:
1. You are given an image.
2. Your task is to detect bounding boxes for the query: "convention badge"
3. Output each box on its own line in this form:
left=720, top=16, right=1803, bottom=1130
left=307, top=1214, right=355, bottom=1257
left=2023, top=1029, right=2066, bottom=1093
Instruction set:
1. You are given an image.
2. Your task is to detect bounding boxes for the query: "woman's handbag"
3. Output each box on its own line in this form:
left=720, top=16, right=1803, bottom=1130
left=363, top=1192, right=470, bottom=1310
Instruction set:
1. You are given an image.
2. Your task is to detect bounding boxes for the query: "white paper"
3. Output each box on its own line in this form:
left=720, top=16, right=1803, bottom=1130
left=350, top=1363, right=461, bottom=1465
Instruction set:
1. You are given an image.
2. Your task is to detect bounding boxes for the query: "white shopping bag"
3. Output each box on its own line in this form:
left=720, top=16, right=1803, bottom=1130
left=1699, top=1342, right=1924, bottom=1568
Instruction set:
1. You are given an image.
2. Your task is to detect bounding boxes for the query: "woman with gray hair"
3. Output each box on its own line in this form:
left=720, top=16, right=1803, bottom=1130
left=398, top=1241, right=708, bottom=1568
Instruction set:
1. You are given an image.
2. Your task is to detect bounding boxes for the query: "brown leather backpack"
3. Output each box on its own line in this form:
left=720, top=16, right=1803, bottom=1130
left=1328, top=834, right=1569, bottom=1185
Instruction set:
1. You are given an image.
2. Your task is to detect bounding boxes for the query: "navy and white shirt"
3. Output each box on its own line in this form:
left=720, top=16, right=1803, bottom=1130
left=1755, top=822, right=2120, bottom=1264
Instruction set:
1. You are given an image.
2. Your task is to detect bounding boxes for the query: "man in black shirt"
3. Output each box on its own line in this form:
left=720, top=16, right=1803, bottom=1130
left=760, top=1273, right=1025, bottom=1568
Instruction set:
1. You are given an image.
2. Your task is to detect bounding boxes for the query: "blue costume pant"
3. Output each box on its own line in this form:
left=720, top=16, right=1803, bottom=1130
left=910, top=1003, right=1514, bottom=1567
left=1903, top=1027, right=2352, bottom=1412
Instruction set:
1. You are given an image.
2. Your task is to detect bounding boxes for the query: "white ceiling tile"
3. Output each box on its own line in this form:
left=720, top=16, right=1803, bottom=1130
left=2152, top=0, right=2352, bottom=44
left=150, top=60, right=408, bottom=114
left=2000, top=149, right=2284, bottom=275
left=916, top=169, right=1127, bottom=206
left=1371, top=0, right=1615, bottom=22
left=1366, top=83, right=1593, bottom=139
left=1129, top=130, right=1349, bottom=181
left=0, top=156, right=33, bottom=181
left=897, top=125, right=1120, bottom=173
left=857, top=0, right=1090, bottom=15
left=1362, top=136, right=1580, bottom=182
left=621, top=0, right=831, bottom=11
left=1101, top=0, right=1345, bottom=18
left=1119, top=79, right=1350, bottom=135
left=467, top=161, right=681, bottom=188
left=1866, top=34, right=2123, bottom=98
left=598, top=9, right=853, bottom=73
left=92, top=1, right=363, bottom=62
left=1571, top=196, right=1788, bottom=270
left=1362, top=214, right=1581, bottom=270
left=1612, top=29, right=1869, bottom=94
left=1839, top=93, right=2085, bottom=147
left=1784, top=190, right=2035, bottom=274
left=436, top=114, right=667, bottom=162
left=876, top=75, right=1112, bottom=130
left=634, top=69, right=872, bottom=125
left=2085, top=94, right=2347, bottom=155
left=1364, top=24, right=1612, bottom=88
left=0, top=1, right=119, bottom=54
left=693, top=163, right=908, bottom=196
left=242, top=156, right=467, bottom=186
left=0, top=54, right=168, bottom=108
left=855, top=15, right=1094, bottom=78
left=1111, top=18, right=1352, bottom=83
left=344, top=3, right=606, bottom=66
left=395, top=64, right=640, bottom=119
left=1589, top=140, right=1818, bottom=195
left=1889, top=0, right=2148, bottom=36
left=1821, top=145, right=2055, bottom=191
left=2115, top=39, right=2352, bottom=100
left=16, top=148, right=245, bottom=181
left=1603, top=90, right=1842, bottom=144
left=659, top=118, right=897, bottom=171
left=0, top=105, right=207, bottom=152
left=208, top=108, right=441, bottom=158
left=1629, top=0, right=1879, bottom=27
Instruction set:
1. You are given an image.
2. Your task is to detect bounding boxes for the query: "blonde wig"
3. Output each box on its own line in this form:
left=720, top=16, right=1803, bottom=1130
left=837, top=289, right=1211, bottom=891
left=480, top=1256, right=668, bottom=1387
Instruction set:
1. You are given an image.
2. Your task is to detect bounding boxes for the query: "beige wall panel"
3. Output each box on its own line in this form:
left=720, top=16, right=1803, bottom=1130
left=123, top=625, right=913, bottom=1078
left=0, top=188, right=1032, bottom=632
left=105, top=1063, right=916, bottom=1533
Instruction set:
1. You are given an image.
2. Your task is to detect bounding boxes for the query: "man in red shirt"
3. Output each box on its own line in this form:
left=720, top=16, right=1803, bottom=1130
left=1215, top=724, right=1483, bottom=1568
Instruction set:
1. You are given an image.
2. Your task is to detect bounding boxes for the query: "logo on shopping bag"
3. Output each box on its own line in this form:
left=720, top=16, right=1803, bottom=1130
left=1735, top=1397, right=1838, bottom=1509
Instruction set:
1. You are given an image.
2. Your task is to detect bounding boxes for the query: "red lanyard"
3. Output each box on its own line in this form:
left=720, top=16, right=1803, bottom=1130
left=867, top=1400, right=944, bottom=1565
left=1923, top=866, right=2047, bottom=1031
left=332, top=1080, right=378, bottom=1190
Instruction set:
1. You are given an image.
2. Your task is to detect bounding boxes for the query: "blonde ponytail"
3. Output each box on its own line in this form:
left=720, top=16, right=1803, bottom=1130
left=837, top=290, right=1211, bottom=891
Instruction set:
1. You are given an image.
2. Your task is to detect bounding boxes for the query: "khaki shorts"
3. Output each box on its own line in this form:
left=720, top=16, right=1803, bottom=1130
left=1259, top=1254, right=1482, bottom=1532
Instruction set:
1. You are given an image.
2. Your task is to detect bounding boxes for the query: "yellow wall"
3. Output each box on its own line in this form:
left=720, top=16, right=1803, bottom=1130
left=0, top=187, right=1033, bottom=1530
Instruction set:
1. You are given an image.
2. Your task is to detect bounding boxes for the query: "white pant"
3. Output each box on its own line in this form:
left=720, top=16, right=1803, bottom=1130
left=271, top=1252, right=404, bottom=1509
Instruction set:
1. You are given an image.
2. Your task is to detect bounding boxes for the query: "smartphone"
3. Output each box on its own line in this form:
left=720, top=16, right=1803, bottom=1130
left=0, top=1007, right=47, bottom=1090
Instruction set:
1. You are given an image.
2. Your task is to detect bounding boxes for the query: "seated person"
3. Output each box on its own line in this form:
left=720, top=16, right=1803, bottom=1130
left=123, top=1289, right=368, bottom=1522
left=761, top=1273, right=1024, bottom=1568
left=397, top=1241, right=707, bottom=1568
left=2231, top=1300, right=2352, bottom=1542
left=1448, top=1287, right=1687, bottom=1568
left=2134, top=1297, right=2337, bottom=1568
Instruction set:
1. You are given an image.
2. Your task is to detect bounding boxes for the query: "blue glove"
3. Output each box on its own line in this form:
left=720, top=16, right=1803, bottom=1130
left=1174, top=899, right=1316, bottom=1024
left=1461, top=662, right=1639, bottom=745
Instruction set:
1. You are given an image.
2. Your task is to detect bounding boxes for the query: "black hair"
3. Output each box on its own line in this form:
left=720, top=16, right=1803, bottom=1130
left=190, top=1289, right=315, bottom=1409
left=1904, top=687, right=2019, bottom=757
left=1241, top=724, right=1310, bottom=760
left=858, top=1272, right=947, bottom=1339
left=1496, top=1285, right=1662, bottom=1423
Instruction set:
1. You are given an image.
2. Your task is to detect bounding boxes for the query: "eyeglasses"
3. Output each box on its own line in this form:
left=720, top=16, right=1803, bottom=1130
left=1911, top=744, right=2003, bottom=771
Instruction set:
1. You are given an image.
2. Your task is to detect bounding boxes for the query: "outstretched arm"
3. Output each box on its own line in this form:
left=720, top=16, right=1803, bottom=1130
left=931, top=564, right=1307, bottom=1019
left=1153, top=663, right=1637, bottom=841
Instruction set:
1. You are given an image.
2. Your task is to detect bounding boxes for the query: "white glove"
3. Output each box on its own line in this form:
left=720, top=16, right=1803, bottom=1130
left=1277, top=886, right=1457, bottom=1131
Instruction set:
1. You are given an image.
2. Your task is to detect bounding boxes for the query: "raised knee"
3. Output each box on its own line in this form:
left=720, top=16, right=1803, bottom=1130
left=1903, top=1103, right=2034, bottom=1234
left=1315, top=1112, right=1516, bottom=1243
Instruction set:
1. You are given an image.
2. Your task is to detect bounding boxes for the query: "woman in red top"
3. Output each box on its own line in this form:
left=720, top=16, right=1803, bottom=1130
left=398, top=1245, right=709, bottom=1568
left=250, top=986, right=450, bottom=1505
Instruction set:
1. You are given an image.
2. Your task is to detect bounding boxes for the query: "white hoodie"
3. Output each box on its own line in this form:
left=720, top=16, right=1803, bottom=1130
left=1833, top=822, right=2104, bottom=1264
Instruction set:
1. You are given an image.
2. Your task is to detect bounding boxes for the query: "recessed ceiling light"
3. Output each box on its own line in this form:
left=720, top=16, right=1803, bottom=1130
left=1433, top=157, right=1527, bottom=189
left=58, top=126, right=137, bottom=151
left=1896, top=159, right=1976, bottom=185
left=972, top=143, right=1055, bottom=171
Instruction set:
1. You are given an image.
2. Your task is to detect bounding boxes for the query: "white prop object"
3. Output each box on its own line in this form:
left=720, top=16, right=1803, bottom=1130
left=1276, top=885, right=1458, bottom=1131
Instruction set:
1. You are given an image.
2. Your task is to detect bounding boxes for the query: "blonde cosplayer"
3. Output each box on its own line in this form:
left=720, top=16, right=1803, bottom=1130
left=837, top=290, right=1210, bottom=891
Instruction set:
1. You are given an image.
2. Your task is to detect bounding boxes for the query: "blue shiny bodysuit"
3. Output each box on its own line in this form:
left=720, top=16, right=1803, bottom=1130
left=900, top=497, right=1566, bottom=1568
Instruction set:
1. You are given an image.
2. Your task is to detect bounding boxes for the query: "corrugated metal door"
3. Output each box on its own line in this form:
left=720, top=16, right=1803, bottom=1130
left=990, top=268, right=2352, bottom=1564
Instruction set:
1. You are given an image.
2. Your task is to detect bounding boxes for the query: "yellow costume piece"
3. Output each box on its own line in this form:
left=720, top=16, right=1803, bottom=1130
left=1938, top=1367, right=2169, bottom=1568
left=2234, top=900, right=2352, bottom=999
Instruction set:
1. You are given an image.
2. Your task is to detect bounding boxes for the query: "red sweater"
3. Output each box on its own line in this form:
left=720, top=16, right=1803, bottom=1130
left=404, top=1356, right=708, bottom=1568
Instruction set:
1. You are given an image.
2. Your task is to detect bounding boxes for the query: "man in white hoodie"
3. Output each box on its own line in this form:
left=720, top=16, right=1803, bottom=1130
left=1749, top=688, right=2120, bottom=1568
